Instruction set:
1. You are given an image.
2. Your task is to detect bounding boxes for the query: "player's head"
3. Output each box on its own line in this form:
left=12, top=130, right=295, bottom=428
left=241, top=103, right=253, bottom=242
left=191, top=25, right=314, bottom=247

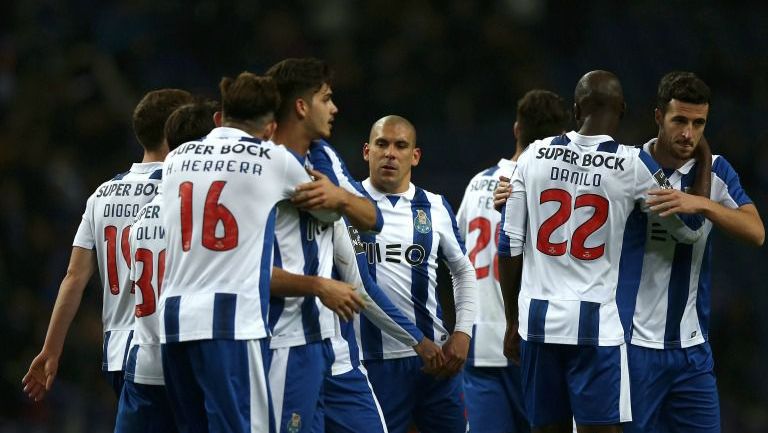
left=573, top=70, right=625, bottom=133
left=132, top=89, right=194, bottom=151
left=218, top=72, right=280, bottom=140
left=654, top=71, right=711, bottom=160
left=266, top=57, right=337, bottom=139
left=164, top=100, right=219, bottom=151
left=515, top=89, right=570, bottom=148
left=364, top=115, right=420, bottom=194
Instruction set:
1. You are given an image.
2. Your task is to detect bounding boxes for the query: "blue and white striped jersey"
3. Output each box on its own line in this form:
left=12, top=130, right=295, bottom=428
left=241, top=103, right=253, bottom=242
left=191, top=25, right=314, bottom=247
left=158, top=127, right=316, bottom=343
left=357, top=180, right=473, bottom=360
left=72, top=162, right=163, bottom=371
left=617, top=139, right=753, bottom=349
left=500, top=132, right=704, bottom=346
left=457, top=159, right=516, bottom=367
left=125, top=196, right=166, bottom=385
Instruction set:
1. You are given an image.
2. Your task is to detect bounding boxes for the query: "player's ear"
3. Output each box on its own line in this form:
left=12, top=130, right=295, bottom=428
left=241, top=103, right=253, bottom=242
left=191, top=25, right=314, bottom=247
left=513, top=121, right=521, bottom=141
left=654, top=108, right=662, bottom=127
left=295, top=98, right=308, bottom=119
left=411, top=147, right=421, bottom=167
left=363, top=143, right=370, bottom=161
left=263, top=120, right=277, bottom=140
left=213, top=111, right=223, bottom=127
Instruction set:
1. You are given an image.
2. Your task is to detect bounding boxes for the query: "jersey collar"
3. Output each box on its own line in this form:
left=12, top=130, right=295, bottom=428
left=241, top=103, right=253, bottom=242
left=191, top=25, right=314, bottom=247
left=208, top=126, right=254, bottom=139
left=130, top=161, right=163, bottom=173
left=566, top=130, right=616, bottom=147
left=362, top=178, right=416, bottom=201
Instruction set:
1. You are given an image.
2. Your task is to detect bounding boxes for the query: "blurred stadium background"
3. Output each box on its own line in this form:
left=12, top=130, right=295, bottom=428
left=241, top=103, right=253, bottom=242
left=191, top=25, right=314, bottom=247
left=1, top=1, right=766, bottom=431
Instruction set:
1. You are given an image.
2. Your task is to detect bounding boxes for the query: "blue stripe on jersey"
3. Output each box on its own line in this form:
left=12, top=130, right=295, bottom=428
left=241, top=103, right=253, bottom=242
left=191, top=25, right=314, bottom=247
left=676, top=167, right=705, bottom=231
left=268, top=242, right=285, bottom=334
left=442, top=196, right=467, bottom=254
left=551, top=134, right=571, bottom=146
left=616, top=206, right=648, bottom=341
left=411, top=188, right=435, bottom=340
left=664, top=243, right=693, bottom=349
left=149, top=169, right=163, bottom=180
left=577, top=302, right=600, bottom=345
left=638, top=149, right=662, bottom=175
left=481, top=165, right=500, bottom=177
left=125, top=345, right=139, bottom=378
left=527, top=299, right=548, bottom=343
left=213, top=293, right=237, bottom=339
left=712, top=157, right=752, bottom=206
left=498, top=204, right=512, bottom=257
left=298, top=213, right=322, bottom=341
left=387, top=196, right=400, bottom=207
left=341, top=320, right=361, bottom=367
left=468, top=325, right=477, bottom=360
left=112, top=170, right=129, bottom=181
left=103, top=331, right=112, bottom=369
left=239, top=137, right=263, bottom=144
left=122, top=330, right=134, bottom=370
left=259, top=207, right=278, bottom=322
left=164, top=296, right=181, bottom=343
left=597, top=140, right=619, bottom=153
left=696, top=236, right=713, bottom=341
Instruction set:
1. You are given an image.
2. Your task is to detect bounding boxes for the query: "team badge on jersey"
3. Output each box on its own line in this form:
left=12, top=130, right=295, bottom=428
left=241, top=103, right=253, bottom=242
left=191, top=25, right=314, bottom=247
left=347, top=225, right=366, bottom=254
left=287, top=412, right=302, bottom=433
left=414, top=209, right=432, bottom=234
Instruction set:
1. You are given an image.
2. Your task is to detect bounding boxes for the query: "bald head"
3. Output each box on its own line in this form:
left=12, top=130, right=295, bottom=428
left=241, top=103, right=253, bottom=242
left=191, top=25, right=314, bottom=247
left=573, top=70, right=625, bottom=134
left=369, top=115, right=417, bottom=146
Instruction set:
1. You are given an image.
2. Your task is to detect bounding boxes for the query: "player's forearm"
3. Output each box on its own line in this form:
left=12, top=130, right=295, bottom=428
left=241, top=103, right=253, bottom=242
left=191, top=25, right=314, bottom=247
left=338, top=193, right=381, bottom=232
left=270, top=267, right=323, bottom=297
left=42, top=274, right=89, bottom=356
left=701, top=203, right=765, bottom=246
left=688, top=137, right=712, bottom=197
left=498, top=255, right=523, bottom=326
left=448, top=257, right=477, bottom=336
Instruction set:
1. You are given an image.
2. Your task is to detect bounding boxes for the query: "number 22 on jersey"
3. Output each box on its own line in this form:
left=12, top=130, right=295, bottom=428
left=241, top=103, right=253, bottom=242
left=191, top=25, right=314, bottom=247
left=536, top=188, right=609, bottom=260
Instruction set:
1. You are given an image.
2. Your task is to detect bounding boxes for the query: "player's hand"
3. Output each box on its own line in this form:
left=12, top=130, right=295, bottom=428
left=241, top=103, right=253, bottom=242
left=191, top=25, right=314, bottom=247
left=438, top=331, right=470, bottom=378
left=647, top=189, right=707, bottom=217
left=293, top=169, right=349, bottom=211
left=414, top=337, right=446, bottom=376
left=503, top=322, right=521, bottom=365
left=493, top=176, right=511, bottom=212
left=315, top=277, right=366, bottom=321
left=22, top=350, right=60, bottom=402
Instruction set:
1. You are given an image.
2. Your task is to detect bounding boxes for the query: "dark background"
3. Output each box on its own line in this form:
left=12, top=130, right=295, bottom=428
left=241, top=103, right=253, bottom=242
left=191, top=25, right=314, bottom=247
left=1, top=1, right=766, bottom=431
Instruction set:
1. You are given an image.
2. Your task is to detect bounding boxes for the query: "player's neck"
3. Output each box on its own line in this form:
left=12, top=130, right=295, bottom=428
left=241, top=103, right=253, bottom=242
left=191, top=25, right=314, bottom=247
left=577, top=116, right=618, bottom=137
left=222, top=120, right=270, bottom=141
left=273, top=123, right=313, bottom=156
left=141, top=142, right=169, bottom=163
left=650, top=138, right=686, bottom=170
left=511, top=144, right=524, bottom=161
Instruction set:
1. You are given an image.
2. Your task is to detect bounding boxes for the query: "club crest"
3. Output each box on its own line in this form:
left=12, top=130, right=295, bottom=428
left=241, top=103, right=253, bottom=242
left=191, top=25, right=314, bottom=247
left=287, top=412, right=301, bottom=433
left=414, top=209, right=432, bottom=234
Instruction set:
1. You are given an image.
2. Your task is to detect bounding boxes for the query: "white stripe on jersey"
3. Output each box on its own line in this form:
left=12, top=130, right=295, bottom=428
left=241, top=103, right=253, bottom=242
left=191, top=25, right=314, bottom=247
left=125, top=196, right=166, bottom=384
left=73, top=162, right=163, bottom=371
left=501, top=132, right=703, bottom=346
left=269, top=201, right=337, bottom=348
left=457, top=159, right=515, bottom=367
left=357, top=180, right=467, bottom=360
left=624, top=140, right=753, bottom=349
left=158, top=127, right=314, bottom=343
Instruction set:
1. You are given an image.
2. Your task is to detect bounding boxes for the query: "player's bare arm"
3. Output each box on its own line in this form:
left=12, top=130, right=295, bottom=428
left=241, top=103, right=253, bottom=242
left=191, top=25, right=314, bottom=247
left=293, top=168, right=378, bottom=231
left=649, top=192, right=764, bottom=246
left=493, top=176, right=511, bottom=212
left=22, top=246, right=96, bottom=401
left=270, top=267, right=365, bottom=320
left=498, top=255, right=523, bottom=365
left=687, top=135, right=712, bottom=197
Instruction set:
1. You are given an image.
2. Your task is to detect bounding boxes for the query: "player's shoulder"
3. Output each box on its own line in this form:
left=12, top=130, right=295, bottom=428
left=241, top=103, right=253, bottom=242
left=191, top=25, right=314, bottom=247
left=711, top=154, right=738, bottom=179
left=414, top=186, right=457, bottom=215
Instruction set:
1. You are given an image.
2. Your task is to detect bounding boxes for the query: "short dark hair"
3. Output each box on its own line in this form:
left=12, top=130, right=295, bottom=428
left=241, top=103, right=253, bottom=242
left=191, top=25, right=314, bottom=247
left=132, top=89, right=193, bottom=151
left=164, top=100, right=219, bottom=151
left=219, top=72, right=280, bottom=125
left=656, top=71, right=711, bottom=112
left=266, top=58, right=334, bottom=122
left=516, top=89, right=570, bottom=147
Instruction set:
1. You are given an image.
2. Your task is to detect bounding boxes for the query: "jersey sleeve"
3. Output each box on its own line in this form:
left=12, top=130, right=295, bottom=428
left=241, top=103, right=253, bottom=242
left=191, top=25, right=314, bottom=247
left=500, top=155, right=528, bottom=257
left=437, top=196, right=467, bottom=263
left=332, top=219, right=424, bottom=345
left=634, top=149, right=704, bottom=244
left=310, top=142, right=384, bottom=233
left=281, top=147, right=340, bottom=223
left=711, top=156, right=753, bottom=208
left=72, top=193, right=96, bottom=249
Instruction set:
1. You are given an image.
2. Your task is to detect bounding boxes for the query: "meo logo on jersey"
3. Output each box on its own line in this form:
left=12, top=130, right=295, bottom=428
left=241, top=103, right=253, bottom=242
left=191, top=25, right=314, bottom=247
left=364, top=242, right=427, bottom=266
